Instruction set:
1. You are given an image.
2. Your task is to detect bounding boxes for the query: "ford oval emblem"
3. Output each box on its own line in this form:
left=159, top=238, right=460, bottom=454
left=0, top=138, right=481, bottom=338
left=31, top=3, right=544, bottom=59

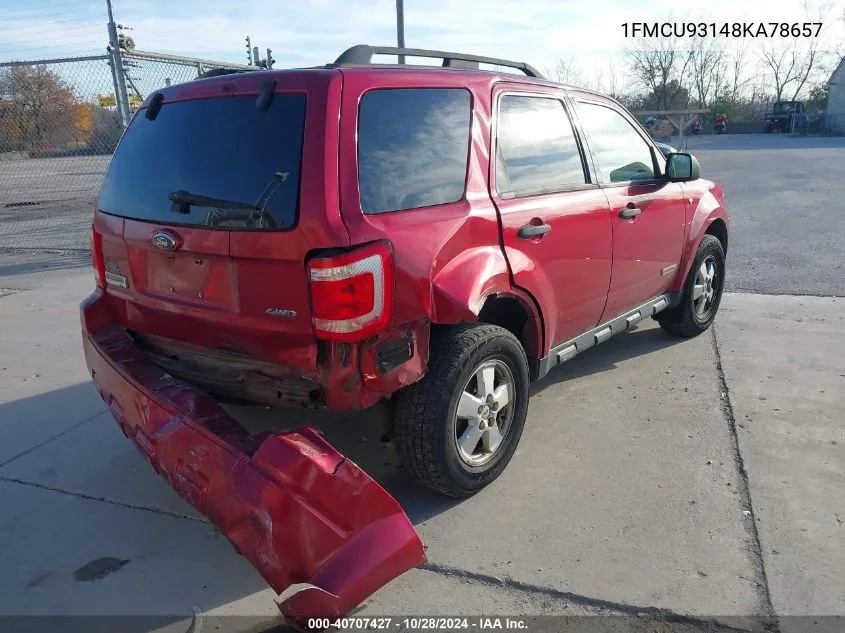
left=152, top=231, right=180, bottom=252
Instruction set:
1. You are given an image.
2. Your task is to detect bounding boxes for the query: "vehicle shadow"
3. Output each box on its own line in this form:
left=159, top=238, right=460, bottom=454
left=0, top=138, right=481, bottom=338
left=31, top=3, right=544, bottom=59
left=224, top=401, right=459, bottom=527
left=225, top=320, right=689, bottom=528
left=530, top=320, right=687, bottom=396
left=0, top=250, right=90, bottom=280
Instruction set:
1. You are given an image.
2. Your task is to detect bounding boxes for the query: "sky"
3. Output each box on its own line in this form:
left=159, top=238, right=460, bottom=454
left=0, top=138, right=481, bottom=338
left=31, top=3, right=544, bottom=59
left=1, top=0, right=844, bottom=93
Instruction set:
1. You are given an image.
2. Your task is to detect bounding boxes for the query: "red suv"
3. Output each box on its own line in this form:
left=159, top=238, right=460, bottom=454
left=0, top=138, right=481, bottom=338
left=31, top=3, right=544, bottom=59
left=82, top=45, right=728, bottom=622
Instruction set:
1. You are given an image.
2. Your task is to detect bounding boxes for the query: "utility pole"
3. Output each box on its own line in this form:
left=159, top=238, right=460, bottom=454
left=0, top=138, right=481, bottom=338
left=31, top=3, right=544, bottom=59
left=396, top=0, right=405, bottom=64
left=106, top=0, right=131, bottom=127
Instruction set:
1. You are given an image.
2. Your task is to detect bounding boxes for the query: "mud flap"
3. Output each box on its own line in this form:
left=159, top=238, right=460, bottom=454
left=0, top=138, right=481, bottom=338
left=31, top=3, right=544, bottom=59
left=83, top=326, right=427, bottom=628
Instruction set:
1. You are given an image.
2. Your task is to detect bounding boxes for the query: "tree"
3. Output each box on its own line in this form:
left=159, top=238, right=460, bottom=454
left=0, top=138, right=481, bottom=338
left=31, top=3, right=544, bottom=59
left=725, top=39, right=754, bottom=102
left=758, top=1, right=832, bottom=102
left=624, top=35, right=693, bottom=110
left=0, top=65, right=79, bottom=154
left=546, top=55, right=584, bottom=87
left=759, top=40, right=821, bottom=101
left=636, top=79, right=691, bottom=111
left=73, top=103, right=94, bottom=149
left=806, top=83, right=829, bottom=111
left=88, top=106, right=122, bottom=154
left=586, top=59, right=621, bottom=98
left=604, top=59, right=620, bottom=99
left=689, top=36, right=727, bottom=108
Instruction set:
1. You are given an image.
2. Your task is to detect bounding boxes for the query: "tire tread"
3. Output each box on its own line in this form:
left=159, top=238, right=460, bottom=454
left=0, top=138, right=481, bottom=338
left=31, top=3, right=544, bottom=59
left=393, top=324, right=527, bottom=497
left=658, top=234, right=724, bottom=338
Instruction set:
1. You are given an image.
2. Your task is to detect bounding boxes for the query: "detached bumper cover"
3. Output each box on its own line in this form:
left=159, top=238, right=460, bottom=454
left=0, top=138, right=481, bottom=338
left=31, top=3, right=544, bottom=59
left=82, top=324, right=426, bottom=623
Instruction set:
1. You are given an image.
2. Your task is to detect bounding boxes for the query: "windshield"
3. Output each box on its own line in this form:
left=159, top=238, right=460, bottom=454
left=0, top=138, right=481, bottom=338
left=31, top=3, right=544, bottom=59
left=773, top=102, right=796, bottom=113
left=98, top=93, right=306, bottom=230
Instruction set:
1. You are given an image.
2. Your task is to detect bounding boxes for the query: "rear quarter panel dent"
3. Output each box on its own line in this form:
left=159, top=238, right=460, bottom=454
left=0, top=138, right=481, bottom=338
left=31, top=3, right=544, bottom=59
left=430, top=245, right=512, bottom=322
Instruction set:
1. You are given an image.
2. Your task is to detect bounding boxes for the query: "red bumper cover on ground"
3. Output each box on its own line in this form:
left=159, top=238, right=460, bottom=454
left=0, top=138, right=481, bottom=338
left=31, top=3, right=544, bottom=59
left=82, top=321, right=426, bottom=624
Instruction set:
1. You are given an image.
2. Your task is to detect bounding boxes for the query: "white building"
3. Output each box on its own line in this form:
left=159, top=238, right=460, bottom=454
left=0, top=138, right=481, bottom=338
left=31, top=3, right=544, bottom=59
left=827, top=57, right=845, bottom=134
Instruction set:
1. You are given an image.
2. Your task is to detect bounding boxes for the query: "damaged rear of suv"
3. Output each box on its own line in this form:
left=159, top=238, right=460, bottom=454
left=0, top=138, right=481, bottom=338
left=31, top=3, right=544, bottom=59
left=82, top=44, right=728, bottom=624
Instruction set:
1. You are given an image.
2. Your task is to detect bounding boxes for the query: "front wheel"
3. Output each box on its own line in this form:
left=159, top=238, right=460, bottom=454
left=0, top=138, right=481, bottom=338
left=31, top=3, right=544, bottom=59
left=656, top=234, right=726, bottom=338
left=393, top=324, right=530, bottom=498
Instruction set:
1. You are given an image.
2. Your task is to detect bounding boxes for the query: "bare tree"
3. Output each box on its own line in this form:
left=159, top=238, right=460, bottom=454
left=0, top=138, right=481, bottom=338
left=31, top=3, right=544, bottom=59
left=624, top=35, right=693, bottom=109
left=605, top=59, right=620, bottom=98
left=759, top=40, right=820, bottom=101
left=546, top=55, right=585, bottom=87
left=726, top=39, right=753, bottom=101
left=587, top=59, right=621, bottom=97
left=758, top=0, right=832, bottom=101
left=689, top=36, right=726, bottom=107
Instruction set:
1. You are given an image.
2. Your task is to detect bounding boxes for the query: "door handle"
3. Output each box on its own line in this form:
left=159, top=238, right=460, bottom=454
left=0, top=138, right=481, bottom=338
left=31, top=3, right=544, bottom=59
left=619, top=206, right=642, bottom=219
left=517, top=223, right=552, bottom=239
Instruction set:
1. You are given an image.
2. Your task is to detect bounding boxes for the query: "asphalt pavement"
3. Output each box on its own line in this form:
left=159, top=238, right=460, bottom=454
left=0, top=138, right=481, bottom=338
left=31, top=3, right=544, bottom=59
left=683, top=134, right=845, bottom=297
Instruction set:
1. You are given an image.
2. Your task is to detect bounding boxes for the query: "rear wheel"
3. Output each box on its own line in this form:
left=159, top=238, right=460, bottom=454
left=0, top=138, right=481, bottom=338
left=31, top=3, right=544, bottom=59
left=656, top=235, right=725, bottom=338
left=393, top=324, right=529, bottom=498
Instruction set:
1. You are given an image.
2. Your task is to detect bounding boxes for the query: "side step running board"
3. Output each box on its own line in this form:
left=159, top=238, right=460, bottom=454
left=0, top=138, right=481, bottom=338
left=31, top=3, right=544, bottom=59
left=531, top=293, right=680, bottom=381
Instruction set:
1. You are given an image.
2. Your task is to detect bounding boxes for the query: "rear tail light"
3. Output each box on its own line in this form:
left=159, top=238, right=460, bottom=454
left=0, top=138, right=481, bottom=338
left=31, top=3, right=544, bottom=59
left=307, top=242, right=393, bottom=342
left=91, top=225, right=106, bottom=288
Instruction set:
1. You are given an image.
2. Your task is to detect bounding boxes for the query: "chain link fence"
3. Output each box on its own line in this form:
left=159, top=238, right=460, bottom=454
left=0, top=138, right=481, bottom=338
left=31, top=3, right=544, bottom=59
left=0, top=51, right=252, bottom=253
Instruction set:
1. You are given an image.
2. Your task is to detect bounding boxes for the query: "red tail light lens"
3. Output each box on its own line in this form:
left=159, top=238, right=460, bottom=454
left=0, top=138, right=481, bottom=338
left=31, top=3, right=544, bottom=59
left=90, top=225, right=106, bottom=288
left=307, top=242, right=393, bottom=342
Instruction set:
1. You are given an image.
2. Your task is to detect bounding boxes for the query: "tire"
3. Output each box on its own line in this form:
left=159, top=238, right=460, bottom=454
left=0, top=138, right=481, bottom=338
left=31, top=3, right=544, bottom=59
left=393, top=324, right=530, bottom=498
left=656, top=234, right=725, bottom=338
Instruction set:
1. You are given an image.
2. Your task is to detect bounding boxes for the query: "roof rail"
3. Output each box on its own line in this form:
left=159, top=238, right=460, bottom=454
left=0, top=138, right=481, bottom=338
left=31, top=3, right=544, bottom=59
left=197, top=67, right=255, bottom=79
left=332, top=44, right=545, bottom=79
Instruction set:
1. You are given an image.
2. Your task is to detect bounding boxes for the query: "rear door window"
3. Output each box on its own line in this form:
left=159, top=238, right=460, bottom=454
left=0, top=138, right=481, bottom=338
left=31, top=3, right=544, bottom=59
left=357, top=88, right=471, bottom=214
left=97, top=93, right=306, bottom=230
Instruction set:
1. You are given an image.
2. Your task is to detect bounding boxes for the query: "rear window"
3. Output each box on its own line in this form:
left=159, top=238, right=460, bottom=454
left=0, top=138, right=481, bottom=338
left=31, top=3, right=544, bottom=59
left=357, top=88, right=471, bottom=214
left=98, top=93, right=306, bottom=230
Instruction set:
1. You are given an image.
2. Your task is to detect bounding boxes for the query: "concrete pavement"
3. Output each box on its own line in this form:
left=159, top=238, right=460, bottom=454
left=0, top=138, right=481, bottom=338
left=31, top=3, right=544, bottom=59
left=715, top=295, right=845, bottom=621
left=1, top=270, right=842, bottom=631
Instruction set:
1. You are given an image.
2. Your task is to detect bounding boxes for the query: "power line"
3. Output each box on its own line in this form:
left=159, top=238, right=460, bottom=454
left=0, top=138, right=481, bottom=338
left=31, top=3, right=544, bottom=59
left=2, top=2, right=102, bottom=15
left=0, top=19, right=103, bottom=30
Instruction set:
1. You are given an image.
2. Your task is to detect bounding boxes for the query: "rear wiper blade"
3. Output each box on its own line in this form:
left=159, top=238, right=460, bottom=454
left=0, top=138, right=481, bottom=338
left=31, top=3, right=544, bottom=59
left=168, top=190, right=258, bottom=214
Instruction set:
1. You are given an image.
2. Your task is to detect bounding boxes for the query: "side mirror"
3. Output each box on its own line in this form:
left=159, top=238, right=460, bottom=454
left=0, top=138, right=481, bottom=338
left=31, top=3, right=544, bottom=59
left=665, top=152, right=701, bottom=182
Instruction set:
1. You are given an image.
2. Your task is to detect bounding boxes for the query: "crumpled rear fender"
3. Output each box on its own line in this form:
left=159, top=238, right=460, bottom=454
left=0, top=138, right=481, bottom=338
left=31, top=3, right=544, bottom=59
left=82, top=323, right=426, bottom=627
left=430, top=245, right=544, bottom=356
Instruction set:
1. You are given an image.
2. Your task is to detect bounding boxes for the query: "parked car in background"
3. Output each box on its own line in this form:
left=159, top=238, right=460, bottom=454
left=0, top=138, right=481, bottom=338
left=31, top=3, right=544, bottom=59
left=655, top=141, right=678, bottom=157
left=765, top=100, right=805, bottom=132
left=81, top=44, right=730, bottom=624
